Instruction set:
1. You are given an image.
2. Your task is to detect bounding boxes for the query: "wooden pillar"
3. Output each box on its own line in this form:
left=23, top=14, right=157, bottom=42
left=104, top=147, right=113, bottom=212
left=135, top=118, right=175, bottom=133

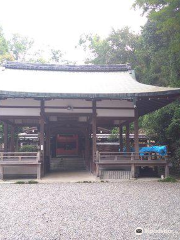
left=119, top=125, right=123, bottom=152
left=10, top=125, right=15, bottom=152
left=3, top=122, right=8, bottom=152
left=134, top=108, right=139, bottom=159
left=45, top=124, right=50, bottom=172
left=40, top=100, right=45, bottom=176
left=16, top=136, right=19, bottom=152
left=92, top=100, right=97, bottom=174
left=125, top=122, right=130, bottom=152
left=165, top=164, right=169, bottom=178
left=85, top=126, right=90, bottom=170
left=131, top=164, right=135, bottom=178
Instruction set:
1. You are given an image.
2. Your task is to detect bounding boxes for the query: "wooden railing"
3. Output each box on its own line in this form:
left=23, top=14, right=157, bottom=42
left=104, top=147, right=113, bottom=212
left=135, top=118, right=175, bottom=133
left=0, top=152, right=40, bottom=162
left=0, top=151, right=41, bottom=180
left=97, top=151, right=168, bottom=163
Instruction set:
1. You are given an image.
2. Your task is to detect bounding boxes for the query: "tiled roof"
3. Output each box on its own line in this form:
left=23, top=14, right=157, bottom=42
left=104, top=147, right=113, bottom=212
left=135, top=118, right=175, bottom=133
left=3, top=61, right=131, bottom=72
left=0, top=62, right=180, bottom=103
left=0, top=62, right=180, bottom=116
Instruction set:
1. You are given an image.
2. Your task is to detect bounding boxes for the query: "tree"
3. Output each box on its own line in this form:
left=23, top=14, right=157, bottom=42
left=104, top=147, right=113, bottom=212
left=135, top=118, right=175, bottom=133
left=78, top=33, right=110, bottom=64
left=50, top=49, right=64, bottom=63
left=0, top=26, right=13, bottom=63
left=28, top=49, right=48, bottom=64
left=78, top=1, right=180, bottom=171
left=9, top=33, right=34, bottom=61
left=78, top=27, right=139, bottom=67
left=134, top=0, right=180, bottom=87
left=133, top=0, right=180, bottom=172
left=134, top=0, right=180, bottom=34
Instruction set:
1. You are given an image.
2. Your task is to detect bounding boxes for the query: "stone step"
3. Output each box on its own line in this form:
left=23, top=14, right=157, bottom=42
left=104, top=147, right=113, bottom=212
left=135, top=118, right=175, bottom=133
left=50, top=157, right=86, bottom=171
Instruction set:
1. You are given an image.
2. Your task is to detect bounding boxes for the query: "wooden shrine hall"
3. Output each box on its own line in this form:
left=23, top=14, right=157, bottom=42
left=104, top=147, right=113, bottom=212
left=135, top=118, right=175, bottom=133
left=0, top=61, right=180, bottom=179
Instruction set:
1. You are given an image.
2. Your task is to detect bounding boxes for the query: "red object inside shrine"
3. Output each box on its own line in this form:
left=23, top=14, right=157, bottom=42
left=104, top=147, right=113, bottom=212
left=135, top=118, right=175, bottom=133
left=56, top=134, right=79, bottom=156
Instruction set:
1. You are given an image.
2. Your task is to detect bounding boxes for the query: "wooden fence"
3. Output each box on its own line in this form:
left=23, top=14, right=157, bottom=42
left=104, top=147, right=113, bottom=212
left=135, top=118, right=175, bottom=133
left=0, top=152, right=41, bottom=180
left=97, top=151, right=168, bottom=163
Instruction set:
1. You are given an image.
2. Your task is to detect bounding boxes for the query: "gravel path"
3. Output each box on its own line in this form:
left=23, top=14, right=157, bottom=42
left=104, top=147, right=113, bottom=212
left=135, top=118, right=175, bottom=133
left=0, top=181, right=180, bottom=240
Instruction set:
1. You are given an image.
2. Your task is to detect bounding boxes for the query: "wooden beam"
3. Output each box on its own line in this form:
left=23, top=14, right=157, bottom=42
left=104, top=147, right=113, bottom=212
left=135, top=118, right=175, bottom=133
left=0, top=116, right=40, bottom=119
left=2, top=119, right=15, bottom=126
left=45, top=112, right=92, bottom=117
left=0, top=105, right=134, bottom=110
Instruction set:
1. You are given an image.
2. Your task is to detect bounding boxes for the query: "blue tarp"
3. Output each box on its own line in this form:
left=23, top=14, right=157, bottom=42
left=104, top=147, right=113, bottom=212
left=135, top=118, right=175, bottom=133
left=139, top=146, right=167, bottom=156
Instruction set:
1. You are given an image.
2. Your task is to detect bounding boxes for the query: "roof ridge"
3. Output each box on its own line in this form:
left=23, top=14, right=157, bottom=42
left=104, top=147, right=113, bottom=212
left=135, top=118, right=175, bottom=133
left=3, top=61, right=131, bottom=72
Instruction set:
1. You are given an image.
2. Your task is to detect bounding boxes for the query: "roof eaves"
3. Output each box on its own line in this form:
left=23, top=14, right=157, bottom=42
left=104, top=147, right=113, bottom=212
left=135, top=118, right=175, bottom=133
left=0, top=89, right=180, bottom=100
left=3, top=61, right=131, bottom=72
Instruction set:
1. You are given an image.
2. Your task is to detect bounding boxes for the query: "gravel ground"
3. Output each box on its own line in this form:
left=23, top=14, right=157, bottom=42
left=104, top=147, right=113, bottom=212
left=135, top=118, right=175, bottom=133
left=0, top=181, right=180, bottom=240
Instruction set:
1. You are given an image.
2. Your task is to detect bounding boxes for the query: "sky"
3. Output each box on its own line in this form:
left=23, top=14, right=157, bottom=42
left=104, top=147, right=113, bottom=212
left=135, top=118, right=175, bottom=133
left=0, top=0, right=147, bottom=63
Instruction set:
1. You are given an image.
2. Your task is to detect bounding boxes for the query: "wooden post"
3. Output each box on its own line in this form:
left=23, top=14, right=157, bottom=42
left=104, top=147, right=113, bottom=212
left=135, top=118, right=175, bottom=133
left=40, top=100, right=45, bottom=176
left=3, top=122, right=8, bottom=152
left=92, top=100, right=97, bottom=174
left=45, top=124, right=50, bottom=172
left=134, top=108, right=139, bottom=159
left=10, top=125, right=15, bottom=152
left=131, top=163, right=135, bottom=178
left=119, top=125, right=123, bottom=152
left=40, top=117, right=45, bottom=174
left=85, top=126, right=90, bottom=170
left=37, top=164, right=41, bottom=179
left=95, top=150, right=99, bottom=177
left=88, top=124, right=91, bottom=172
left=165, top=164, right=169, bottom=178
left=125, top=122, right=130, bottom=153
left=0, top=165, right=4, bottom=180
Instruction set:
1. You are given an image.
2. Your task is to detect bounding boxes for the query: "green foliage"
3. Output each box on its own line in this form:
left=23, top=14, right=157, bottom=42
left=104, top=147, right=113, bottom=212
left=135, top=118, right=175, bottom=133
left=0, top=26, right=14, bottom=63
left=79, top=27, right=139, bottom=67
left=78, top=0, right=180, bottom=172
left=142, top=103, right=178, bottom=142
left=0, top=26, right=68, bottom=64
left=78, top=33, right=110, bottom=64
left=27, top=180, right=38, bottom=184
left=159, top=176, right=177, bottom=183
left=50, top=49, right=63, bottom=63
left=134, top=0, right=180, bottom=35
left=134, top=0, right=180, bottom=172
left=15, top=180, right=38, bottom=184
left=135, top=19, right=180, bottom=87
left=28, top=49, right=48, bottom=63
left=9, top=33, right=34, bottom=61
left=19, top=145, right=38, bottom=152
left=15, top=181, right=26, bottom=184
left=142, top=103, right=180, bottom=169
left=108, top=127, right=119, bottom=141
left=77, top=181, right=94, bottom=183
